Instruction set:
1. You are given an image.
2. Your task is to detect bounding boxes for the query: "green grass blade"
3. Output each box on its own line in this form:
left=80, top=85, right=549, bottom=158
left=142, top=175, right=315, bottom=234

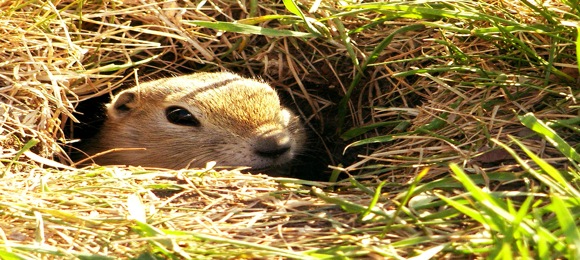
left=311, top=186, right=395, bottom=221
left=185, top=20, right=317, bottom=38
left=2, top=138, right=38, bottom=177
left=89, top=54, right=160, bottom=73
left=360, top=180, right=387, bottom=219
left=435, top=192, right=493, bottom=229
left=282, top=0, right=322, bottom=36
left=165, top=230, right=319, bottom=259
left=519, top=113, right=580, bottom=164
left=550, top=195, right=580, bottom=258
left=341, top=120, right=406, bottom=140
left=446, top=164, right=508, bottom=232
left=0, top=249, right=32, bottom=260
left=383, top=168, right=429, bottom=234
left=510, top=195, right=535, bottom=259
left=238, top=14, right=301, bottom=25
left=337, top=24, right=423, bottom=132
left=492, top=138, right=568, bottom=195
left=577, top=26, right=580, bottom=75
left=133, top=221, right=185, bottom=258
left=520, top=0, right=557, bottom=24
left=508, top=136, right=580, bottom=197
left=345, top=135, right=395, bottom=149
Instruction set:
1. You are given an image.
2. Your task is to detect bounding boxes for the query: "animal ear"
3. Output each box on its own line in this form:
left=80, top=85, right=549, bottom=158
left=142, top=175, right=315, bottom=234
left=107, top=90, right=139, bottom=119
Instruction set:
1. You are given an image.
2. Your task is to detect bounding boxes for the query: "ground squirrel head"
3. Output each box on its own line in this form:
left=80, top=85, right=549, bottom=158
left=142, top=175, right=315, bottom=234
left=83, top=72, right=305, bottom=170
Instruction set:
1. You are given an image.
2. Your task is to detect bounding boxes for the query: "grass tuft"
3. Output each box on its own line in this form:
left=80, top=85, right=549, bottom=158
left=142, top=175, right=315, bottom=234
left=0, top=0, right=578, bottom=258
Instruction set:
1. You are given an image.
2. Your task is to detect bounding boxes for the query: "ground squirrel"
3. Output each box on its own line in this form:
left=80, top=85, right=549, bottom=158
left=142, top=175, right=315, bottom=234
left=80, top=72, right=305, bottom=170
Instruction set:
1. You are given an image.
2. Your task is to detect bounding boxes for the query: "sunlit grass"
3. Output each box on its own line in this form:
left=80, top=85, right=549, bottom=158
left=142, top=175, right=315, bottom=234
left=0, top=0, right=578, bottom=258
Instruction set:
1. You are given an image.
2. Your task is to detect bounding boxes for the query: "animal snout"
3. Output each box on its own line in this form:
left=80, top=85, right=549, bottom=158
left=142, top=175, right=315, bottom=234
left=254, top=130, right=292, bottom=159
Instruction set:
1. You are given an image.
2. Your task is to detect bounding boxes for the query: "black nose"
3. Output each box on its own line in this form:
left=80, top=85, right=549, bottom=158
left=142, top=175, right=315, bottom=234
left=254, top=131, right=292, bottom=159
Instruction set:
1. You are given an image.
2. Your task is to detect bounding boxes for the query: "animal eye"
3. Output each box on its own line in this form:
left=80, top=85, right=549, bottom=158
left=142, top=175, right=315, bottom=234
left=165, top=106, right=201, bottom=127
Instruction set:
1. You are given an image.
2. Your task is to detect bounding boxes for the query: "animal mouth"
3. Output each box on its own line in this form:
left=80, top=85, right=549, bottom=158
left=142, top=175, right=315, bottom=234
left=254, top=145, right=291, bottom=159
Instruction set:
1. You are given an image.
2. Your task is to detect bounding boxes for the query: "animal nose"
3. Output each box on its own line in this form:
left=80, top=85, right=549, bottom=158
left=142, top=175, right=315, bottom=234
left=254, top=130, right=292, bottom=159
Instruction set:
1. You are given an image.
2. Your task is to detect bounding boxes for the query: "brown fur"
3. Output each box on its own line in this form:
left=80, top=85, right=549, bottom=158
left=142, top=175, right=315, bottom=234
left=81, top=72, right=305, bottom=169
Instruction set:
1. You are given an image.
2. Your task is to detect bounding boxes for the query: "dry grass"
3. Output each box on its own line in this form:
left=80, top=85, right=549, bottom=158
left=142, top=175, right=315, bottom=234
left=0, top=0, right=579, bottom=258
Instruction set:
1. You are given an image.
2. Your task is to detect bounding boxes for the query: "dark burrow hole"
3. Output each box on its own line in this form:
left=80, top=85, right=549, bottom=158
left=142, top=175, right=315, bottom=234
left=65, top=73, right=360, bottom=182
